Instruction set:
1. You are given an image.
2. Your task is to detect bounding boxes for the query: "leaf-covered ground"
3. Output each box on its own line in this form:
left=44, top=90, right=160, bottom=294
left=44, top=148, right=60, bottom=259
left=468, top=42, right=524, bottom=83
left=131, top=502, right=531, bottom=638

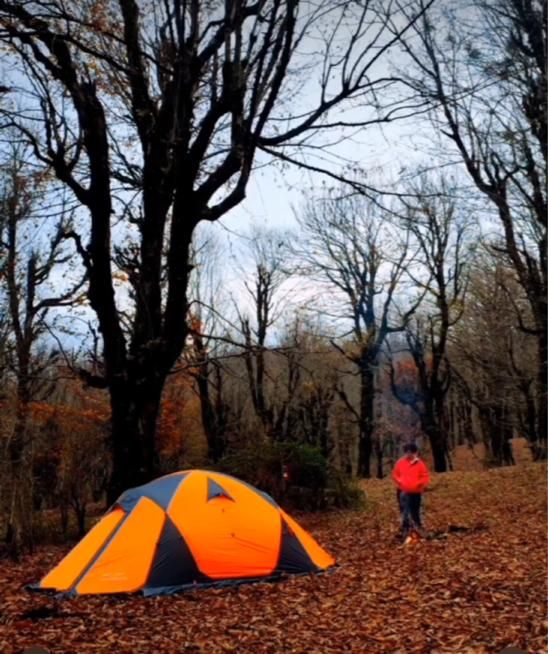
left=1, top=463, right=546, bottom=654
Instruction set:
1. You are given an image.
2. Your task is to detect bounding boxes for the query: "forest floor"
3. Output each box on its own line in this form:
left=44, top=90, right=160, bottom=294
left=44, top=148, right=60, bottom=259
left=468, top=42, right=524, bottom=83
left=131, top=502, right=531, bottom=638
left=0, top=460, right=546, bottom=654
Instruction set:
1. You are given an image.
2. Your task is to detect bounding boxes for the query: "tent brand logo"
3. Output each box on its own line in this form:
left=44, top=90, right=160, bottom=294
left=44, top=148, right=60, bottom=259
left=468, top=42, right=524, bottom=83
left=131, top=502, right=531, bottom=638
left=23, top=647, right=49, bottom=654
left=500, top=648, right=526, bottom=654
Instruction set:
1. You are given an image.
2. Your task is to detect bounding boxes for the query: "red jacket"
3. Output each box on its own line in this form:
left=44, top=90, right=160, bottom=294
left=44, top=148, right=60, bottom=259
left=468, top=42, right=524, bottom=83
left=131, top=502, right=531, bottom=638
left=392, top=456, right=430, bottom=494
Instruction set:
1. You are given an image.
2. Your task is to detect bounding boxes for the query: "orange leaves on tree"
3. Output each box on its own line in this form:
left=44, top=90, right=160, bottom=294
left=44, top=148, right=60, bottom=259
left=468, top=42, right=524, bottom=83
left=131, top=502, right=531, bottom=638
left=156, top=370, right=206, bottom=464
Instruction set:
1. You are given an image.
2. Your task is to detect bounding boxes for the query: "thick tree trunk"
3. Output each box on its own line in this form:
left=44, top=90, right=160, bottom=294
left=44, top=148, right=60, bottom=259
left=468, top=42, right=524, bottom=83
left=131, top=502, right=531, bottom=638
left=426, top=426, right=448, bottom=472
left=357, top=366, right=375, bottom=478
left=357, top=432, right=372, bottom=478
left=107, top=374, right=164, bottom=504
left=422, top=396, right=448, bottom=473
left=521, top=382, right=538, bottom=449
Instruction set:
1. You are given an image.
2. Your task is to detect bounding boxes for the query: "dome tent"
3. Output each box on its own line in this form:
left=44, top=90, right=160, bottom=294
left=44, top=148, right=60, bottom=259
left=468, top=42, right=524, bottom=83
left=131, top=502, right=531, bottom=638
left=33, top=470, right=335, bottom=596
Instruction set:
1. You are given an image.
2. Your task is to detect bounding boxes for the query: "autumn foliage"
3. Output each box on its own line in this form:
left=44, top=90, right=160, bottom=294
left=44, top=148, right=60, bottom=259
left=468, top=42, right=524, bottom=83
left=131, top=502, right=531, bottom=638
left=156, top=371, right=207, bottom=468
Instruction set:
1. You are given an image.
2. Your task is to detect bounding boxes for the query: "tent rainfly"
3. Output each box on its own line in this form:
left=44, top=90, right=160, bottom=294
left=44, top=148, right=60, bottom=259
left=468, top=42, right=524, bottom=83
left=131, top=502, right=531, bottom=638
left=32, top=470, right=335, bottom=596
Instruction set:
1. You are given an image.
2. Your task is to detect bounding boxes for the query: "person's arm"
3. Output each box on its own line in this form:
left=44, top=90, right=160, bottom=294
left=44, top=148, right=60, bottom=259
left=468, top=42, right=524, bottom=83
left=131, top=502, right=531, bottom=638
left=392, top=460, right=402, bottom=487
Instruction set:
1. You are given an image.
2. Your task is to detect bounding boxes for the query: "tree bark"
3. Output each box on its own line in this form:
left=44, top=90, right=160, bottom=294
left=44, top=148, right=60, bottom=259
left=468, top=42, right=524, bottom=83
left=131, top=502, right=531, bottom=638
left=197, top=367, right=227, bottom=463
left=357, top=366, right=375, bottom=477
left=421, top=390, right=448, bottom=472
left=535, top=326, right=547, bottom=460
left=424, top=424, right=448, bottom=473
left=375, top=437, right=384, bottom=479
left=107, top=374, right=165, bottom=504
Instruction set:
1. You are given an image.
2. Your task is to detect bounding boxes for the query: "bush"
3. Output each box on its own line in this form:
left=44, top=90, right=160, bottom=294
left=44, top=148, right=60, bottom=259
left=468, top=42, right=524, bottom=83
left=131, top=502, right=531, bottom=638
left=217, top=441, right=365, bottom=511
left=325, top=468, right=366, bottom=510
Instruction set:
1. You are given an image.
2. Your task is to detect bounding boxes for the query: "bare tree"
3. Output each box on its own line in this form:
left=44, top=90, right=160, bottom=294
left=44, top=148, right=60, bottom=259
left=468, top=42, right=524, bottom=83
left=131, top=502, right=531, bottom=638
left=186, top=230, right=232, bottom=462
left=400, top=0, right=547, bottom=457
left=281, top=320, right=340, bottom=460
left=0, top=145, right=82, bottom=557
left=0, top=0, right=436, bottom=500
left=449, top=252, right=537, bottom=464
left=294, top=191, right=422, bottom=477
left=390, top=176, right=474, bottom=472
left=0, top=307, right=9, bottom=392
left=237, top=227, right=296, bottom=440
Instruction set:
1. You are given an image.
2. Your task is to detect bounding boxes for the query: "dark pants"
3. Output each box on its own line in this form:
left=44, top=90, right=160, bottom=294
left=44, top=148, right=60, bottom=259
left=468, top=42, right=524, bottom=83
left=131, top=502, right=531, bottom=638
left=397, top=490, right=422, bottom=534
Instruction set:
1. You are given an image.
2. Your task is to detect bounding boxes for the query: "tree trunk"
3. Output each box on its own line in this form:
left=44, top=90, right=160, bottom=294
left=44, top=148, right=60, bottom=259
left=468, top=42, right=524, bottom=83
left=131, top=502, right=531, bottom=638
left=190, top=329, right=227, bottom=463
left=535, top=328, right=547, bottom=460
left=520, top=381, right=537, bottom=450
left=196, top=368, right=226, bottom=463
left=375, top=436, right=384, bottom=479
left=357, top=366, right=375, bottom=477
left=502, top=434, right=516, bottom=466
left=6, top=396, right=33, bottom=559
left=462, top=399, right=474, bottom=446
left=478, top=405, right=492, bottom=460
left=426, top=426, right=448, bottom=472
left=490, top=405, right=503, bottom=465
left=318, top=402, right=331, bottom=460
left=422, top=397, right=448, bottom=473
left=74, top=501, right=87, bottom=538
left=107, top=374, right=164, bottom=504
left=58, top=502, right=69, bottom=539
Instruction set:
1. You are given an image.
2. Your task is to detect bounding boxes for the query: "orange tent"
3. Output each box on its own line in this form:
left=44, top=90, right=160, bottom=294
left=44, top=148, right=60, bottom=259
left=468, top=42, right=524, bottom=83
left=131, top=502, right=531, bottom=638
left=33, top=470, right=335, bottom=596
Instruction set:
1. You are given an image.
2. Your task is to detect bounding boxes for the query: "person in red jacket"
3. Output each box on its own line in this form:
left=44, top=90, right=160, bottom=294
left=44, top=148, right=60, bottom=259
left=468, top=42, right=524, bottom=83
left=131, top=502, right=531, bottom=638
left=392, top=442, right=430, bottom=539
